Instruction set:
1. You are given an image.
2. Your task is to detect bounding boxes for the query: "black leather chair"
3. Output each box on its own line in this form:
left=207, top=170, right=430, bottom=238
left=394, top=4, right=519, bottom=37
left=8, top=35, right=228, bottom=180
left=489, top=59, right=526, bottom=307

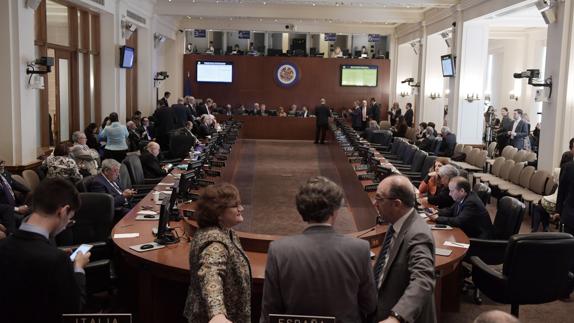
left=56, top=193, right=115, bottom=294
left=471, top=232, right=574, bottom=317
left=119, top=164, right=150, bottom=201
left=75, top=175, right=94, bottom=193
left=123, top=154, right=162, bottom=186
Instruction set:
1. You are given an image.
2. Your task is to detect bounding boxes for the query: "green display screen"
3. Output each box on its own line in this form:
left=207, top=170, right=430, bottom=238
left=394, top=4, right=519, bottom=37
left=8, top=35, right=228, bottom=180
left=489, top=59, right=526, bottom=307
left=340, top=65, right=378, bottom=87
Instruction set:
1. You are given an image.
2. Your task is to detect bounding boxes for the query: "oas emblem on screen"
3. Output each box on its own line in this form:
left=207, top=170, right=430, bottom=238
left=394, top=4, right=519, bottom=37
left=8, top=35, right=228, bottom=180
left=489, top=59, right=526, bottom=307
left=274, top=62, right=300, bottom=87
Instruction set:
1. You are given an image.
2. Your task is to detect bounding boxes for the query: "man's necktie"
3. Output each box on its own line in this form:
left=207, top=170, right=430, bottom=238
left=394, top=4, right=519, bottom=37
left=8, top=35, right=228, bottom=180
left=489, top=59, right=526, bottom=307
left=374, top=225, right=395, bottom=286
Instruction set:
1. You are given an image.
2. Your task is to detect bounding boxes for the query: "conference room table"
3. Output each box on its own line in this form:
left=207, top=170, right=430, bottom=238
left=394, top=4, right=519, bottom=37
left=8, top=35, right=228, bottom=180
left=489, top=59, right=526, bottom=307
left=111, top=118, right=469, bottom=323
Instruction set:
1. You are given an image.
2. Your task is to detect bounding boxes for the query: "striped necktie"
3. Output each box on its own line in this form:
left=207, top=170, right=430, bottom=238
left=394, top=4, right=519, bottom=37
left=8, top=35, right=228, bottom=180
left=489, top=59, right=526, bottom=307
left=374, top=225, right=395, bottom=286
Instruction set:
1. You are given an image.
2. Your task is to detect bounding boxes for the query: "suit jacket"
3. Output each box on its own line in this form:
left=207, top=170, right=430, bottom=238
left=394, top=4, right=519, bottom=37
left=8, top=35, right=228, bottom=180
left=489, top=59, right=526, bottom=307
left=437, top=133, right=457, bottom=157
left=0, top=229, right=86, bottom=323
left=152, top=107, right=178, bottom=137
left=510, top=120, right=529, bottom=150
left=196, top=104, right=210, bottom=116
left=390, top=108, right=402, bottom=126
left=172, top=104, right=193, bottom=128
left=198, top=124, right=215, bottom=138
left=557, top=161, right=574, bottom=228
left=404, top=109, right=414, bottom=127
left=260, top=225, right=377, bottom=323
left=427, top=185, right=455, bottom=209
left=88, top=174, right=127, bottom=209
left=368, top=103, right=381, bottom=123
left=375, top=209, right=436, bottom=323
left=158, top=97, right=169, bottom=108
left=351, top=108, right=364, bottom=129
left=127, top=129, right=141, bottom=152
left=314, top=104, right=331, bottom=126
left=436, top=191, right=494, bottom=239
left=139, top=151, right=167, bottom=179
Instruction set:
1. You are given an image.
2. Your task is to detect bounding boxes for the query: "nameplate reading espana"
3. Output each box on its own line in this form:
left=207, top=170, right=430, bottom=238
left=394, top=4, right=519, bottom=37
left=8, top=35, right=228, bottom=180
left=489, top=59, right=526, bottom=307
left=269, top=314, right=335, bottom=323
left=62, top=313, right=132, bottom=323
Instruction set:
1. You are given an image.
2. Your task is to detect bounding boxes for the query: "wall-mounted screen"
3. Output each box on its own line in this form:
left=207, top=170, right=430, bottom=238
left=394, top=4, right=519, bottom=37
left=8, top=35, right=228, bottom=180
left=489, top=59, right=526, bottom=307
left=119, top=46, right=135, bottom=69
left=196, top=61, right=233, bottom=83
left=441, top=54, right=455, bottom=77
left=340, top=65, right=378, bottom=87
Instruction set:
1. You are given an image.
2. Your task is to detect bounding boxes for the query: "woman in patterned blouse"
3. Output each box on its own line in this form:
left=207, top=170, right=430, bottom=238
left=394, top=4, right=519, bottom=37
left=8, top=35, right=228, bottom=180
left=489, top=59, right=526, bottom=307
left=184, top=183, right=251, bottom=323
left=44, top=143, right=82, bottom=183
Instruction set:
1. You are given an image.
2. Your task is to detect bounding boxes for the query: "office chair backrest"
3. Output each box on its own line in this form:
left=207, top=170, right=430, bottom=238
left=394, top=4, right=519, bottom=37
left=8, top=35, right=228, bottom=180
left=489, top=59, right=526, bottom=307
left=55, top=193, right=115, bottom=246
left=503, top=233, right=574, bottom=304
left=11, top=175, right=30, bottom=191
left=75, top=175, right=94, bottom=193
left=513, top=150, right=528, bottom=163
left=169, top=134, right=196, bottom=159
left=22, top=169, right=40, bottom=191
left=119, top=164, right=132, bottom=189
left=410, top=150, right=428, bottom=172
left=474, top=150, right=488, bottom=169
left=428, top=138, right=440, bottom=153
left=487, top=142, right=498, bottom=158
left=501, top=145, right=515, bottom=160
left=454, top=144, right=464, bottom=155
left=490, top=157, right=506, bottom=176
left=518, top=166, right=535, bottom=188
left=499, top=160, right=516, bottom=180
left=508, top=163, right=525, bottom=185
left=123, top=154, right=146, bottom=185
left=473, top=182, right=491, bottom=205
left=403, top=145, right=418, bottom=164
left=463, top=145, right=473, bottom=156
left=493, top=197, right=525, bottom=239
left=420, top=156, right=437, bottom=180
left=544, top=175, right=556, bottom=196
left=528, top=170, right=550, bottom=195
left=395, top=141, right=408, bottom=157
left=369, top=130, right=385, bottom=145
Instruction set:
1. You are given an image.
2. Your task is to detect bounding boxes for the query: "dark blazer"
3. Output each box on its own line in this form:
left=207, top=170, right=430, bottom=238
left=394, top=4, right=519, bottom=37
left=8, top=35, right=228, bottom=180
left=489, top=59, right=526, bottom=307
left=404, top=109, right=414, bottom=127
left=351, top=108, right=363, bottom=129
left=139, top=151, right=167, bottom=179
left=510, top=120, right=529, bottom=150
left=0, top=229, right=86, bottom=323
left=198, top=123, right=215, bottom=138
left=85, top=131, right=99, bottom=150
left=172, top=104, right=193, bottom=128
left=375, top=209, right=436, bottom=323
left=88, top=174, right=127, bottom=209
left=260, top=225, right=377, bottom=323
left=427, top=185, right=455, bottom=209
left=437, top=133, right=457, bottom=157
left=436, top=191, right=494, bottom=239
left=138, top=125, right=154, bottom=141
left=196, top=104, right=210, bottom=116
left=314, top=104, right=331, bottom=126
left=557, top=161, right=574, bottom=229
left=390, top=108, right=402, bottom=126
left=127, top=129, right=141, bottom=152
left=158, top=97, right=169, bottom=108
left=152, top=107, right=178, bottom=138
left=368, top=103, right=381, bottom=123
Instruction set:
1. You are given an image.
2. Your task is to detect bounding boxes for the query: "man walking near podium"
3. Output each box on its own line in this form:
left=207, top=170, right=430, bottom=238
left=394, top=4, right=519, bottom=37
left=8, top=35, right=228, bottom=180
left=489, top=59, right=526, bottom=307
left=314, top=98, right=332, bottom=144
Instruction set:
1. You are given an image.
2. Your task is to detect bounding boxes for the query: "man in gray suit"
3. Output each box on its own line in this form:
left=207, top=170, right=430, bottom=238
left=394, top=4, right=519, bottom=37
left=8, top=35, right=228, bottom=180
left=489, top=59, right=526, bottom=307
left=508, top=109, right=529, bottom=150
left=373, top=175, right=436, bottom=323
left=260, top=176, right=377, bottom=322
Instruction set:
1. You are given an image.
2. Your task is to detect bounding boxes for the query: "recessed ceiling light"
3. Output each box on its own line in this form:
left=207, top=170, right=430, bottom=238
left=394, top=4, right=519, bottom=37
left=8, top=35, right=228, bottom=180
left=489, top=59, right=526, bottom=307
left=229, top=17, right=233, bottom=20
left=259, top=18, right=263, bottom=22
left=312, top=3, right=316, bottom=6
left=274, top=19, right=278, bottom=22
left=263, top=1, right=267, bottom=4
left=199, top=16, right=203, bottom=20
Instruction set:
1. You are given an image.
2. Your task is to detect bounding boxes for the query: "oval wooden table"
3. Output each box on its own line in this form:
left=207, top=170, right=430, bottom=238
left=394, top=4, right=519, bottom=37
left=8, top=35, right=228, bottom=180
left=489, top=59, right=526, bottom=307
left=112, top=177, right=469, bottom=323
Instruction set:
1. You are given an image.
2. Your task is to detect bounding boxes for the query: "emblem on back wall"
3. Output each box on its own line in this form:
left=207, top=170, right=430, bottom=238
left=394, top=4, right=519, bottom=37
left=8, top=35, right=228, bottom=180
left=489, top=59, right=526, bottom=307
left=274, top=62, right=300, bottom=87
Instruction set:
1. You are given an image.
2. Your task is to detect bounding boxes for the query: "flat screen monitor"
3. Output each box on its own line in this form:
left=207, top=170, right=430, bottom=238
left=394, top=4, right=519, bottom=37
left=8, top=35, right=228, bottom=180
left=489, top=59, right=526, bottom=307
left=441, top=54, right=455, bottom=77
left=196, top=61, right=233, bottom=83
left=178, top=171, right=196, bottom=198
left=119, top=46, right=135, bottom=69
left=156, top=201, right=169, bottom=239
left=340, top=65, right=378, bottom=87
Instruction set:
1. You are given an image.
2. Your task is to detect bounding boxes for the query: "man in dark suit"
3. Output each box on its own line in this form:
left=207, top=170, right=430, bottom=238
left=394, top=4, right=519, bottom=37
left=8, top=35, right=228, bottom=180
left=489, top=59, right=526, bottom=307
left=436, top=126, right=457, bottom=157
left=89, top=159, right=136, bottom=221
left=428, top=176, right=494, bottom=239
left=389, top=102, right=402, bottom=127
left=404, top=102, right=414, bottom=127
left=138, top=117, right=154, bottom=141
left=172, top=97, right=193, bottom=128
left=152, top=104, right=178, bottom=150
left=196, top=98, right=212, bottom=116
left=314, top=98, right=332, bottom=144
left=508, top=109, right=529, bottom=150
left=184, top=96, right=198, bottom=118
left=368, top=97, right=381, bottom=123
left=260, top=176, right=377, bottom=322
left=373, top=175, right=436, bottom=323
left=557, top=158, right=574, bottom=235
left=127, top=121, right=141, bottom=152
left=158, top=91, right=170, bottom=108
left=140, top=142, right=168, bottom=179
left=0, top=160, right=31, bottom=234
left=0, top=178, right=90, bottom=323
left=496, top=107, right=513, bottom=155
left=351, top=104, right=364, bottom=131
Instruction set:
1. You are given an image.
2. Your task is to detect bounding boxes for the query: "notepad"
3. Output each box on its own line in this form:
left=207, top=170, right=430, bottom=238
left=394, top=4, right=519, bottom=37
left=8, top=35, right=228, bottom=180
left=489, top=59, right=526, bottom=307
left=114, top=233, right=140, bottom=239
left=137, top=210, right=157, bottom=215
left=444, top=241, right=469, bottom=249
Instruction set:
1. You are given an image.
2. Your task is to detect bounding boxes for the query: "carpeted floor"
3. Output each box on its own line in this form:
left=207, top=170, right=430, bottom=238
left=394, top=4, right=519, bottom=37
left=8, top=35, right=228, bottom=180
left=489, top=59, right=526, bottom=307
left=232, top=139, right=357, bottom=235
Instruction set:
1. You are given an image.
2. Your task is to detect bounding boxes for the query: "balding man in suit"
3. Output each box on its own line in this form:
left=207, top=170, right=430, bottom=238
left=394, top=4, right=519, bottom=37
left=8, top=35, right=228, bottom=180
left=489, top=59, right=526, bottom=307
left=260, top=176, right=377, bottom=322
left=373, top=175, right=436, bottom=323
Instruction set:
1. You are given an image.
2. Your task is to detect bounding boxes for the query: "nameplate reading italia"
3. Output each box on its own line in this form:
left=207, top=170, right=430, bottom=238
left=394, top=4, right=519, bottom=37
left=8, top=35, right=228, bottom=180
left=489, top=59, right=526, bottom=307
left=62, top=313, right=132, bottom=323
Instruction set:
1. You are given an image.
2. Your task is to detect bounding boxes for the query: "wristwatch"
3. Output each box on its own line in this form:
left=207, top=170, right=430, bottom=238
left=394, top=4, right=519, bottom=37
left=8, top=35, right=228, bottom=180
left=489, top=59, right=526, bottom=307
left=390, top=311, right=406, bottom=323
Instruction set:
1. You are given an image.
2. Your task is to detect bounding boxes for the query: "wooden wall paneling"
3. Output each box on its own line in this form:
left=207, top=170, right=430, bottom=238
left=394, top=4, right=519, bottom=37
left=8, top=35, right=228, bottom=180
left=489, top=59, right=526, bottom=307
left=68, top=7, right=79, bottom=136
left=183, top=55, right=390, bottom=120
left=125, top=29, right=138, bottom=119
left=92, top=14, right=101, bottom=125
left=80, top=10, right=91, bottom=127
left=36, top=1, right=49, bottom=147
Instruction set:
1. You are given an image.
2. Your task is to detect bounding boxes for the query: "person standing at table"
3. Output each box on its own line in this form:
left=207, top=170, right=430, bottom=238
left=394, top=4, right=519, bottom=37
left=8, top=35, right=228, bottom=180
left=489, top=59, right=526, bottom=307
left=260, top=176, right=376, bottom=322
left=100, top=112, right=129, bottom=162
left=373, top=175, right=436, bottom=323
left=184, top=183, right=251, bottom=323
left=314, top=98, right=332, bottom=144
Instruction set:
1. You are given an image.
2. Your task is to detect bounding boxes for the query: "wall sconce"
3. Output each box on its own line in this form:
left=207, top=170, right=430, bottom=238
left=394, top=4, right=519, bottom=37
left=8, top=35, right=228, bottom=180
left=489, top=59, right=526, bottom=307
left=444, top=89, right=450, bottom=97
left=509, top=92, right=519, bottom=101
left=429, top=92, right=441, bottom=100
left=399, top=91, right=410, bottom=98
left=465, top=93, right=480, bottom=103
left=484, top=93, right=491, bottom=103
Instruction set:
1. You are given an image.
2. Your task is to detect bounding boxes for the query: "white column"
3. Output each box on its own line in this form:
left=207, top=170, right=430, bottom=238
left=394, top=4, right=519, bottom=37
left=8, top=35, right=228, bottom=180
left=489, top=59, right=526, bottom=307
left=388, top=34, right=399, bottom=108
left=446, top=9, right=463, bottom=130
left=416, top=24, right=427, bottom=126
left=455, top=21, right=489, bottom=144
left=138, top=27, right=155, bottom=116
left=0, top=1, right=39, bottom=165
left=395, top=43, right=418, bottom=110
left=422, top=32, right=449, bottom=128
left=100, top=11, right=122, bottom=120
left=538, top=0, right=574, bottom=171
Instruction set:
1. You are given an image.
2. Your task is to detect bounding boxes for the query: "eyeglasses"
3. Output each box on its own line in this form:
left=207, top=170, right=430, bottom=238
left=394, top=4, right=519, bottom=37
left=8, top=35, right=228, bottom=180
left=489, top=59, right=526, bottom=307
left=374, top=195, right=396, bottom=202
